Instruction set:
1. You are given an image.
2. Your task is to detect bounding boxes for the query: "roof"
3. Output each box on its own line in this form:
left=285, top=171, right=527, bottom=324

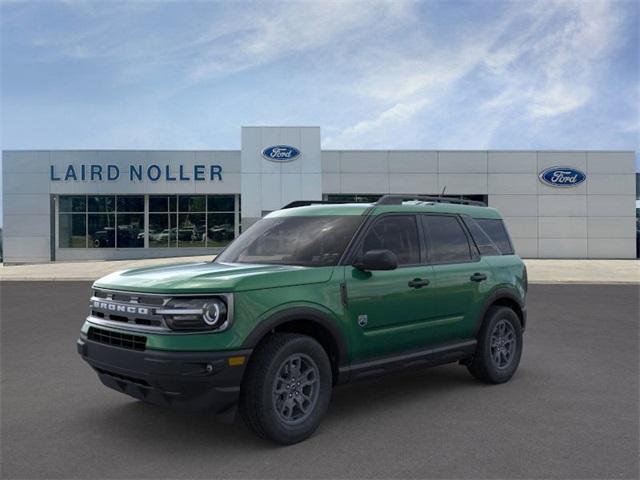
left=268, top=201, right=503, bottom=219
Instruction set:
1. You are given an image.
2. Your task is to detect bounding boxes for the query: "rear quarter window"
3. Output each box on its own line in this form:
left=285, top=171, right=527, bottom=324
left=475, top=218, right=514, bottom=255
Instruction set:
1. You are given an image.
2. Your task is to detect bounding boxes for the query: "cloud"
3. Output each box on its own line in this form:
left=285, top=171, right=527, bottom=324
left=325, top=0, right=629, bottom=147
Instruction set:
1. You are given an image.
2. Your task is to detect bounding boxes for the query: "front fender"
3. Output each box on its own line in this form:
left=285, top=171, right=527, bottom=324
left=241, top=303, right=349, bottom=366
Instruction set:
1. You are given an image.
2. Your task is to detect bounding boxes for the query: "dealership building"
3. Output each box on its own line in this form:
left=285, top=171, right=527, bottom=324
left=1, top=126, right=637, bottom=263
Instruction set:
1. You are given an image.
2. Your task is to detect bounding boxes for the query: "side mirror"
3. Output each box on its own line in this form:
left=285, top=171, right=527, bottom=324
left=353, top=249, right=398, bottom=271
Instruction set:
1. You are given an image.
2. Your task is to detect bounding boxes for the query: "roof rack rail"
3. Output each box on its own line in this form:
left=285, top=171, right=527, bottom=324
left=376, top=195, right=487, bottom=207
left=281, top=200, right=349, bottom=209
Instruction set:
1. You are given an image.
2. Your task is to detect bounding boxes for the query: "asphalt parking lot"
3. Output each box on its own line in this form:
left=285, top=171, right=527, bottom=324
left=1, top=282, right=638, bottom=479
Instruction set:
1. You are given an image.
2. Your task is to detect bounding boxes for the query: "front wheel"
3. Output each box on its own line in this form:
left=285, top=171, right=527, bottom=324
left=467, top=306, right=523, bottom=384
left=239, top=333, right=332, bottom=444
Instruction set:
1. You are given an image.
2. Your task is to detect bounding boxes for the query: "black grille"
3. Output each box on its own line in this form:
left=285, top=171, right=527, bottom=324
left=87, top=327, right=146, bottom=351
left=93, top=289, right=164, bottom=306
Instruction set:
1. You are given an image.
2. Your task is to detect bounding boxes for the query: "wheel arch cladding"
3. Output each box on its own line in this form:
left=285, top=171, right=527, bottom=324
left=478, top=288, right=526, bottom=333
left=242, top=307, right=348, bottom=384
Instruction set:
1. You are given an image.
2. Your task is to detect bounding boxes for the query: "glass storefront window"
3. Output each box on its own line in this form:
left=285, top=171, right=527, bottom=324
left=58, top=194, right=238, bottom=249
left=177, top=213, right=206, bottom=247
left=178, top=195, right=206, bottom=212
left=207, top=212, right=235, bottom=246
left=88, top=213, right=115, bottom=248
left=326, top=194, right=382, bottom=203
left=59, top=196, right=86, bottom=213
left=117, top=213, right=145, bottom=247
left=149, top=196, right=167, bottom=212
left=88, top=196, right=115, bottom=212
left=207, top=195, right=235, bottom=212
left=59, top=214, right=86, bottom=247
left=117, top=196, right=144, bottom=212
left=149, top=213, right=170, bottom=248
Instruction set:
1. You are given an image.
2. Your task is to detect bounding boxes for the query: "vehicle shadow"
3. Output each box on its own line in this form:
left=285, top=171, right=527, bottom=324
left=84, top=363, right=488, bottom=451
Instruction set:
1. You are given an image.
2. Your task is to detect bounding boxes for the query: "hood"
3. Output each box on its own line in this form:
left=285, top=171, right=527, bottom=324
left=93, top=261, right=335, bottom=294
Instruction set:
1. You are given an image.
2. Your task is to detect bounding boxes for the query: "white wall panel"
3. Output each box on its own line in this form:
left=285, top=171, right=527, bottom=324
left=588, top=217, right=636, bottom=238
left=321, top=173, right=340, bottom=193
left=537, top=151, right=587, bottom=171
left=538, top=217, right=587, bottom=238
left=340, top=151, right=388, bottom=173
left=388, top=151, right=438, bottom=173
left=3, top=237, right=50, bottom=262
left=437, top=174, right=487, bottom=194
left=260, top=174, right=282, bottom=211
left=3, top=194, right=50, bottom=215
left=488, top=195, right=538, bottom=217
left=587, top=174, right=635, bottom=195
left=3, top=151, right=50, bottom=173
left=3, top=214, right=50, bottom=237
left=587, top=152, right=635, bottom=174
left=321, top=152, right=340, bottom=173
left=301, top=173, right=322, bottom=201
left=538, top=195, right=587, bottom=217
left=3, top=172, right=49, bottom=194
left=539, top=238, right=588, bottom=258
left=511, top=238, right=538, bottom=258
left=502, top=217, right=538, bottom=238
left=587, top=239, right=636, bottom=259
left=488, top=174, right=538, bottom=194
left=340, top=173, right=389, bottom=193
left=488, top=151, right=537, bottom=173
left=438, top=151, right=487, bottom=173
left=587, top=195, right=636, bottom=217
left=389, top=174, right=438, bottom=194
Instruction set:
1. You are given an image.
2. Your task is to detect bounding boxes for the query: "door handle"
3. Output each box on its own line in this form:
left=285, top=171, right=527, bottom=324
left=408, top=278, right=430, bottom=288
left=470, top=272, right=487, bottom=282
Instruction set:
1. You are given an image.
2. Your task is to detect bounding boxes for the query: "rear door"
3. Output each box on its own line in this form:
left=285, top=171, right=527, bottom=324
left=421, top=214, right=493, bottom=343
left=345, top=214, right=437, bottom=361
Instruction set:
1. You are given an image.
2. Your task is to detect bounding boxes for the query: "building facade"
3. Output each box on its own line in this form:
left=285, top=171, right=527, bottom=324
left=2, top=126, right=637, bottom=263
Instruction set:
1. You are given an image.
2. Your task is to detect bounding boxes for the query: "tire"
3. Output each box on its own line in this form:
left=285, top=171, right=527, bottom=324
left=239, top=333, right=332, bottom=445
left=467, top=306, right=523, bottom=384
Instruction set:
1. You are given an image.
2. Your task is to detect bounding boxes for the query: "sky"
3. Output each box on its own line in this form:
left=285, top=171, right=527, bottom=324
left=1, top=0, right=639, bottom=223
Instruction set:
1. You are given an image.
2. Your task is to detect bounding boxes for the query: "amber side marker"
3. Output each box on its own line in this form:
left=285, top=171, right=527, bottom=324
left=228, top=356, right=246, bottom=366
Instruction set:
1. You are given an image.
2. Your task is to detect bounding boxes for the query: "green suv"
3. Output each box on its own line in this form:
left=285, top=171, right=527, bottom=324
left=77, top=195, right=527, bottom=444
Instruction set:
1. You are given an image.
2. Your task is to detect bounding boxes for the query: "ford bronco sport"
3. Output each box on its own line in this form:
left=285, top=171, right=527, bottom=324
left=78, top=195, right=527, bottom=444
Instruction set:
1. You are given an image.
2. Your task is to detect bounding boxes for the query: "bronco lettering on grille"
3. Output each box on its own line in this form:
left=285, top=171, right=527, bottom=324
left=92, top=300, right=149, bottom=315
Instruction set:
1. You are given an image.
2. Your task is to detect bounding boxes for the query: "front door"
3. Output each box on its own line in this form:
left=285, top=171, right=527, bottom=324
left=345, top=215, right=437, bottom=361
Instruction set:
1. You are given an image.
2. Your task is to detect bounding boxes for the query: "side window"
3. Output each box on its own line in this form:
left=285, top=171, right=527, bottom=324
left=476, top=218, right=514, bottom=255
left=360, top=215, right=420, bottom=266
left=423, top=215, right=472, bottom=263
left=462, top=216, right=501, bottom=256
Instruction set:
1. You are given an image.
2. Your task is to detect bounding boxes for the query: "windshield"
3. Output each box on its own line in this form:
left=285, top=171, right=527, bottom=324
left=216, top=215, right=363, bottom=267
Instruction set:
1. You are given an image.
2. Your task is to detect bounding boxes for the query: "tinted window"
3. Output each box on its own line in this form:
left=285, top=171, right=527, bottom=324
left=361, top=216, right=420, bottom=265
left=476, top=219, right=514, bottom=254
left=424, top=215, right=472, bottom=263
left=217, top=216, right=362, bottom=267
left=462, top=216, right=501, bottom=256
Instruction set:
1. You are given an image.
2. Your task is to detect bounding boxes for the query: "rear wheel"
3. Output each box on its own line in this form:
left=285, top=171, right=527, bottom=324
left=239, top=333, right=332, bottom=444
left=467, top=306, right=523, bottom=384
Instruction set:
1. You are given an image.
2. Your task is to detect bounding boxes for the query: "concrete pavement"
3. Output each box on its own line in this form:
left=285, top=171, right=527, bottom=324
left=1, top=283, right=638, bottom=479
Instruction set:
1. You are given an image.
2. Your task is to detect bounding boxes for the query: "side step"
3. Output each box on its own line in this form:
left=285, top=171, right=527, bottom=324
left=338, top=339, right=477, bottom=384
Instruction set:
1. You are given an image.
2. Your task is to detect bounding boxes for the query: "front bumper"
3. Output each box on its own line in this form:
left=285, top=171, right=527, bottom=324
left=77, top=336, right=251, bottom=413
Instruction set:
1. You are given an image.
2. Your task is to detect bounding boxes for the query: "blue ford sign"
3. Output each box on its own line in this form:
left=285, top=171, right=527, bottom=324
left=262, top=145, right=301, bottom=162
left=538, top=166, right=586, bottom=188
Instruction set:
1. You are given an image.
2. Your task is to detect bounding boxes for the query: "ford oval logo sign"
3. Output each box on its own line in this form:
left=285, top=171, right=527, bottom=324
left=538, top=166, right=586, bottom=188
left=261, top=145, right=301, bottom=162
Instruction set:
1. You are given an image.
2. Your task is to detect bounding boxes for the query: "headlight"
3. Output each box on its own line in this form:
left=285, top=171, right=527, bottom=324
left=158, top=297, right=230, bottom=332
